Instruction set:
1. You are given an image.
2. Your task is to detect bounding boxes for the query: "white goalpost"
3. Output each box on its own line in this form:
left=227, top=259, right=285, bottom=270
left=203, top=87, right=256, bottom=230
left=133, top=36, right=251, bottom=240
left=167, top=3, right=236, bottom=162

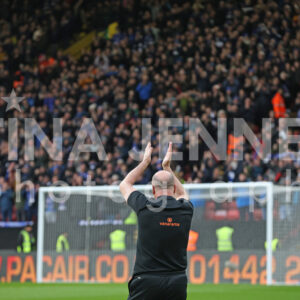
left=36, top=182, right=300, bottom=285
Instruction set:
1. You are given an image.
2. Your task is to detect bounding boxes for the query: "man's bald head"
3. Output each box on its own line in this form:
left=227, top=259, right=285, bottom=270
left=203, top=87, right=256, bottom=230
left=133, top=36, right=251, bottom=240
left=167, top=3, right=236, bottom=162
left=152, top=170, right=174, bottom=190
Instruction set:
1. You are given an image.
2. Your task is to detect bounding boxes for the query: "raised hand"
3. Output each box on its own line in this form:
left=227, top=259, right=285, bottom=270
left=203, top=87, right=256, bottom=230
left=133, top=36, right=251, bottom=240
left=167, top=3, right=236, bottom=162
left=120, top=142, right=153, bottom=202
left=143, top=142, right=153, bottom=164
left=162, top=142, right=172, bottom=170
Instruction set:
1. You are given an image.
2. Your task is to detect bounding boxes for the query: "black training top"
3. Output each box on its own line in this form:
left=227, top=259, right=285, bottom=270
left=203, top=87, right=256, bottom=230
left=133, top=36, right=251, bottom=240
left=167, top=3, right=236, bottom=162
left=127, top=191, right=194, bottom=276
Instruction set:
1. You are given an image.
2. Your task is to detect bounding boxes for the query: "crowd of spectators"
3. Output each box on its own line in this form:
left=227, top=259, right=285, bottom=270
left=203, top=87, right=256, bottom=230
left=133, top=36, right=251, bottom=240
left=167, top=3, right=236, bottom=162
left=0, top=0, right=299, bottom=221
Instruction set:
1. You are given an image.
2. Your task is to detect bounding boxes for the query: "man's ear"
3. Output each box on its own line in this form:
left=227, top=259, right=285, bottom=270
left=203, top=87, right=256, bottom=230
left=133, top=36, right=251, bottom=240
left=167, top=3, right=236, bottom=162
left=152, top=186, right=156, bottom=196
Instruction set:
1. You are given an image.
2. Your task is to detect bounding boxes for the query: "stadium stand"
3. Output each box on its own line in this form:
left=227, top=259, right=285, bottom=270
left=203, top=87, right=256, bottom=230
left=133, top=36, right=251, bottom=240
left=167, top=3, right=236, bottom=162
left=0, top=0, right=299, bottom=222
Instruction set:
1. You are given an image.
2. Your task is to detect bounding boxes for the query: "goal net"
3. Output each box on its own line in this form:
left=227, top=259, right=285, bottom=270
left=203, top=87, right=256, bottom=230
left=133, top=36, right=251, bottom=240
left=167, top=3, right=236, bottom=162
left=272, top=185, right=300, bottom=285
left=36, top=182, right=300, bottom=285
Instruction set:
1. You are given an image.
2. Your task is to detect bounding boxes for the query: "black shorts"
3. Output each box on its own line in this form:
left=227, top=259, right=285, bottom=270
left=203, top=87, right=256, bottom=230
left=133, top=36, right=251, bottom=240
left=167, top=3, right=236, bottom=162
left=127, top=273, right=187, bottom=300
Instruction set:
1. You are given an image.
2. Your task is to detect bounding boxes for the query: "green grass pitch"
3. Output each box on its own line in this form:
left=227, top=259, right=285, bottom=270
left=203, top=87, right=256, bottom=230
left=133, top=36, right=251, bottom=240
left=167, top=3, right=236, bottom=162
left=0, top=283, right=299, bottom=300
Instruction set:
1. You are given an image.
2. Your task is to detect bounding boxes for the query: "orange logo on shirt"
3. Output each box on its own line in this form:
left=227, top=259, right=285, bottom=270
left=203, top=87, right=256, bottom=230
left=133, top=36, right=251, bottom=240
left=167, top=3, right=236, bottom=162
left=160, top=218, right=180, bottom=227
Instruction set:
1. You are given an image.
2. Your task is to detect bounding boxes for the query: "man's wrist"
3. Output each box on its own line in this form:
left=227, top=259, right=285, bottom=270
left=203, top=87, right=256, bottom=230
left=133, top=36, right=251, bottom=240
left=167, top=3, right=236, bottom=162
left=142, top=158, right=151, bottom=166
left=163, top=166, right=172, bottom=172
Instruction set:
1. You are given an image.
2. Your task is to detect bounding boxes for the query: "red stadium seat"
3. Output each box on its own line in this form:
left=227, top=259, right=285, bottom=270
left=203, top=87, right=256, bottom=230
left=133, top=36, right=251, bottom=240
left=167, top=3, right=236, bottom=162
left=12, top=206, right=17, bottom=221
left=227, top=209, right=240, bottom=220
left=206, top=201, right=216, bottom=210
left=205, top=209, right=215, bottom=220
left=221, top=202, right=229, bottom=210
left=254, top=209, right=263, bottom=221
left=227, top=201, right=237, bottom=210
left=221, top=201, right=237, bottom=210
left=205, top=201, right=216, bottom=220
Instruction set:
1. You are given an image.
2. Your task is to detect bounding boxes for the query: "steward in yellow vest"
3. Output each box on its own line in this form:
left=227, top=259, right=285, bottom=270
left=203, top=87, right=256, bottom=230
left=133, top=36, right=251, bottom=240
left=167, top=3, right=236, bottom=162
left=216, top=225, right=234, bottom=252
left=56, top=233, right=70, bottom=252
left=265, top=238, right=279, bottom=251
left=17, top=225, right=35, bottom=253
left=124, top=211, right=137, bottom=225
left=110, top=229, right=126, bottom=251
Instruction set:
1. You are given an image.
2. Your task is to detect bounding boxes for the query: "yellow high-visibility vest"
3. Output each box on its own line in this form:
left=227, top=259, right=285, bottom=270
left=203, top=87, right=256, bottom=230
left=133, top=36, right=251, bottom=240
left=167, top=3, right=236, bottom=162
left=110, top=230, right=126, bottom=251
left=17, top=230, right=33, bottom=253
left=124, top=211, right=137, bottom=225
left=56, top=234, right=70, bottom=252
left=265, top=238, right=279, bottom=251
left=216, top=226, right=234, bottom=252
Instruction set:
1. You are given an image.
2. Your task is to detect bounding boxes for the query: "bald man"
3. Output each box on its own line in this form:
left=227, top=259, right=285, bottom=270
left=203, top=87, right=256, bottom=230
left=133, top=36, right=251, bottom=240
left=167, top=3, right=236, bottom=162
left=120, top=142, right=193, bottom=300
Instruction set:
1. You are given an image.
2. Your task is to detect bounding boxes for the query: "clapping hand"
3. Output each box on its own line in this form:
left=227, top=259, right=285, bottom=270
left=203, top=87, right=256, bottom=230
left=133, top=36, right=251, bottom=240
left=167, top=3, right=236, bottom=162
left=162, top=142, right=172, bottom=170
left=143, top=142, right=153, bottom=164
